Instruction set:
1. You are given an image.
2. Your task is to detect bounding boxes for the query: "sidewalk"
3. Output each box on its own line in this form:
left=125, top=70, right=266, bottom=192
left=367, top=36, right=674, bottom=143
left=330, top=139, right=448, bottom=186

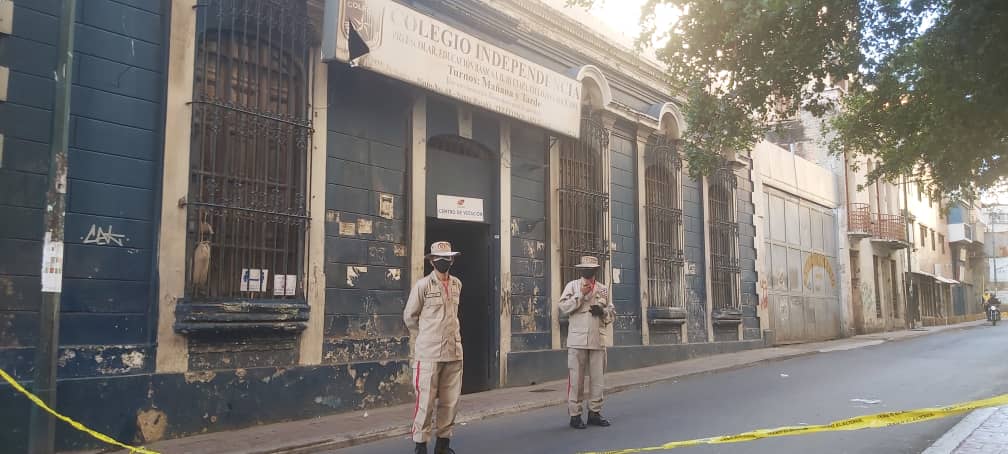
left=89, top=321, right=983, bottom=454
left=923, top=406, right=1008, bottom=454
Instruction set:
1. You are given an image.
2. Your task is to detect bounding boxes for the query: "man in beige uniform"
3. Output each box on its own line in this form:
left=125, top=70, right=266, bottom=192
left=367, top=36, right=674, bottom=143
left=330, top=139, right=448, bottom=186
left=559, top=256, right=616, bottom=429
left=404, top=241, right=463, bottom=454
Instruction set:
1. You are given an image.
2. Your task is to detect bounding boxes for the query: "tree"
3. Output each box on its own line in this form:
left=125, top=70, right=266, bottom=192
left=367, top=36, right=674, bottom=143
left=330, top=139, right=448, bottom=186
left=571, top=0, right=1007, bottom=198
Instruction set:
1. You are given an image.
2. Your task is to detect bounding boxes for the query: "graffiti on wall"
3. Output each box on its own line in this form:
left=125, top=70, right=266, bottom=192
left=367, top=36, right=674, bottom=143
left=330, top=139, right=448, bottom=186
left=803, top=252, right=836, bottom=288
left=758, top=278, right=769, bottom=310
left=859, top=282, right=876, bottom=315
left=82, top=224, right=126, bottom=246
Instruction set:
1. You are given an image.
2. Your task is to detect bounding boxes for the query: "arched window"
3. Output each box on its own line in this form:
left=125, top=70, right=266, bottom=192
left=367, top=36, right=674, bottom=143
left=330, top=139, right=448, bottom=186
left=709, top=165, right=741, bottom=315
left=558, top=115, right=610, bottom=284
left=186, top=0, right=313, bottom=301
left=645, top=136, right=684, bottom=310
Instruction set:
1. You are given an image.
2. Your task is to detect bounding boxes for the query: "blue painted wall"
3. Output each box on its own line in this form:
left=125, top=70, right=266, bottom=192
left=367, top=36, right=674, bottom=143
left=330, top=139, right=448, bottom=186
left=510, top=123, right=550, bottom=352
left=609, top=131, right=641, bottom=345
left=0, top=0, right=164, bottom=381
left=682, top=175, right=708, bottom=343
left=323, top=66, right=412, bottom=365
left=948, top=204, right=966, bottom=224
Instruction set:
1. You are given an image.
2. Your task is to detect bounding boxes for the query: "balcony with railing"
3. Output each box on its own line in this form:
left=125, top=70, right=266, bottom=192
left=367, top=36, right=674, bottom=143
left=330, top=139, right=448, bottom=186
left=948, top=222, right=974, bottom=244
left=847, top=203, right=909, bottom=249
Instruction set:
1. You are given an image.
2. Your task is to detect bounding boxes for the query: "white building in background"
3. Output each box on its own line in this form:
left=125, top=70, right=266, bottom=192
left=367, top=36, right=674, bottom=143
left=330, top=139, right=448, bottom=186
left=984, top=204, right=1008, bottom=300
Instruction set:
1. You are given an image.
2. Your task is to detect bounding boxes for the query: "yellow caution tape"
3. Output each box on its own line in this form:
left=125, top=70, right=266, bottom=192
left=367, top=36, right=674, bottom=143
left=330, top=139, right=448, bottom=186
left=583, top=393, right=1008, bottom=454
left=0, top=368, right=160, bottom=454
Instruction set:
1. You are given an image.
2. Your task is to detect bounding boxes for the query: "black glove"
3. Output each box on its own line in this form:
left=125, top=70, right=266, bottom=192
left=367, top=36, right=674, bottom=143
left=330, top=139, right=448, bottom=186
left=589, top=305, right=604, bottom=317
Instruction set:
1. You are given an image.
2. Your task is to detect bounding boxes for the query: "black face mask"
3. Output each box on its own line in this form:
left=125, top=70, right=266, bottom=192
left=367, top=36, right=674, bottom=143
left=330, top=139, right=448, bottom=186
left=579, top=269, right=597, bottom=279
left=432, top=259, right=452, bottom=274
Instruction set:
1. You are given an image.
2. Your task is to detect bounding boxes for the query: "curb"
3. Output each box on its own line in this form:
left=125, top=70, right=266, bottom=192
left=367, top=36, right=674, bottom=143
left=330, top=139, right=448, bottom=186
left=268, top=323, right=985, bottom=453
left=920, top=408, right=997, bottom=454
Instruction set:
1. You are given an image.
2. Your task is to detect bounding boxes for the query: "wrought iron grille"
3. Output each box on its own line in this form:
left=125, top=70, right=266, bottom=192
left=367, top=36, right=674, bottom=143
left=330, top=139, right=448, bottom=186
left=185, top=0, right=313, bottom=301
left=709, top=165, right=741, bottom=313
left=559, top=116, right=610, bottom=285
left=645, top=136, right=684, bottom=309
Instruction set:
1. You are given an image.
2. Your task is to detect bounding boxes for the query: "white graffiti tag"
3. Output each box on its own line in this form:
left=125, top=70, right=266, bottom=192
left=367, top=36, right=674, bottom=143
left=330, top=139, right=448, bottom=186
left=83, top=225, right=125, bottom=246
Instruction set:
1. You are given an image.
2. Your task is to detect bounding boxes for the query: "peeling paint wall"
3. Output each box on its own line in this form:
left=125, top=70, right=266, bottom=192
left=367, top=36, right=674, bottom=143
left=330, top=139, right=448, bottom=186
left=509, top=123, right=550, bottom=352
left=0, top=0, right=163, bottom=380
left=322, top=66, right=411, bottom=368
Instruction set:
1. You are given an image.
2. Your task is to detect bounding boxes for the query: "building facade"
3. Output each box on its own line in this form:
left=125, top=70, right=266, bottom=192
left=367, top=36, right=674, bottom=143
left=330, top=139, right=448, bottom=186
left=947, top=200, right=986, bottom=316
left=752, top=140, right=847, bottom=343
left=0, top=0, right=761, bottom=450
left=984, top=204, right=1008, bottom=300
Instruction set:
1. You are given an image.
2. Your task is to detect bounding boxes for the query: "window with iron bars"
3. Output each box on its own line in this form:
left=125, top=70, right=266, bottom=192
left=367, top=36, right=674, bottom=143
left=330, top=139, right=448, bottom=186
left=709, top=166, right=741, bottom=316
left=185, top=0, right=313, bottom=301
left=645, top=136, right=685, bottom=310
left=558, top=116, right=611, bottom=285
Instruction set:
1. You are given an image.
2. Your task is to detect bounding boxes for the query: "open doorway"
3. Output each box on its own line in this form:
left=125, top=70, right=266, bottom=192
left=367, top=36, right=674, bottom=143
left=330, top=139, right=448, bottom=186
left=425, top=218, right=493, bottom=394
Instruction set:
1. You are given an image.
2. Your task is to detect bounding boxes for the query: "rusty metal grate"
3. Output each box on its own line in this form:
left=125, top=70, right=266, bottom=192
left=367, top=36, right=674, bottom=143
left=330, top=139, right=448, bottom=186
left=709, top=165, right=741, bottom=314
left=645, top=136, right=684, bottom=309
left=559, top=116, right=610, bottom=285
left=848, top=202, right=871, bottom=235
left=185, top=0, right=314, bottom=301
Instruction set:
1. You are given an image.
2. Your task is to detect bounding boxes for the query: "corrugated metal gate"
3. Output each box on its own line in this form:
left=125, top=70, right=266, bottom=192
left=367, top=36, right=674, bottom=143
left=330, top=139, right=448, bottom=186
left=764, top=188, right=841, bottom=342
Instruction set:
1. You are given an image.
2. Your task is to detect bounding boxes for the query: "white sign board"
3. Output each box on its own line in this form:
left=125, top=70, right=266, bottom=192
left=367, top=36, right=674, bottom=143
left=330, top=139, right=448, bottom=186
left=437, top=195, right=485, bottom=222
left=323, top=0, right=582, bottom=138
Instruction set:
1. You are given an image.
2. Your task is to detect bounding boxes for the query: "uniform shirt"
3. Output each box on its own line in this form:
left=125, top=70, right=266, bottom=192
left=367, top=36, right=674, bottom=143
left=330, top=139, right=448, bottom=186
left=559, top=278, right=615, bottom=350
left=404, top=272, right=463, bottom=361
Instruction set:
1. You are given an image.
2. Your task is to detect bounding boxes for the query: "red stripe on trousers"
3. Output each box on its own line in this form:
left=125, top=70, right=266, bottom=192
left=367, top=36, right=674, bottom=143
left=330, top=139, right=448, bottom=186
left=411, top=361, right=421, bottom=434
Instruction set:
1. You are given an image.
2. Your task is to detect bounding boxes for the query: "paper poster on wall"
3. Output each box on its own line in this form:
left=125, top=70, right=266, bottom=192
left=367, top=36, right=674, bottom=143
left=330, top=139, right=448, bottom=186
left=272, top=274, right=298, bottom=296
left=379, top=193, right=395, bottom=220
left=241, top=269, right=268, bottom=292
left=273, top=274, right=286, bottom=296
left=40, top=232, right=64, bottom=293
left=436, top=195, right=485, bottom=222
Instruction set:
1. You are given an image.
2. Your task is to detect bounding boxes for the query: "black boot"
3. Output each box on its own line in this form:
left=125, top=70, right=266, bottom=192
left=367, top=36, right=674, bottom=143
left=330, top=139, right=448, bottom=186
left=415, top=442, right=428, bottom=454
left=569, top=415, right=587, bottom=429
left=587, top=411, right=611, bottom=427
left=434, top=437, right=455, bottom=454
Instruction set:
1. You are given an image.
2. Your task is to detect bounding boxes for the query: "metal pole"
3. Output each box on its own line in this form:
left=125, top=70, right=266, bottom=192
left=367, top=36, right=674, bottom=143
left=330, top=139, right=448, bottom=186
left=29, top=0, right=76, bottom=452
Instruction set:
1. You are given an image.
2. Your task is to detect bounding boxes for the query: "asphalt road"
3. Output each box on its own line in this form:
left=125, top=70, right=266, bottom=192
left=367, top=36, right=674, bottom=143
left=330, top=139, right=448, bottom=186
left=335, top=324, right=1008, bottom=454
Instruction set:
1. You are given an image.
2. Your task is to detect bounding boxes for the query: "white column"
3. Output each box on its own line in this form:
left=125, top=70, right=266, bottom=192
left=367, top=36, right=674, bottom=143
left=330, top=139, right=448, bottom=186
left=499, top=120, right=512, bottom=384
left=299, top=53, right=328, bottom=365
left=634, top=130, right=651, bottom=345
left=549, top=136, right=562, bottom=349
left=702, top=176, right=714, bottom=342
left=154, top=0, right=198, bottom=373
left=410, top=94, right=427, bottom=285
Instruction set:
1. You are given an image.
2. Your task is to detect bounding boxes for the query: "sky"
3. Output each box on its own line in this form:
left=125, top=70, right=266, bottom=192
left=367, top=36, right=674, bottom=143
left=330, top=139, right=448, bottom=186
left=541, top=0, right=678, bottom=63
